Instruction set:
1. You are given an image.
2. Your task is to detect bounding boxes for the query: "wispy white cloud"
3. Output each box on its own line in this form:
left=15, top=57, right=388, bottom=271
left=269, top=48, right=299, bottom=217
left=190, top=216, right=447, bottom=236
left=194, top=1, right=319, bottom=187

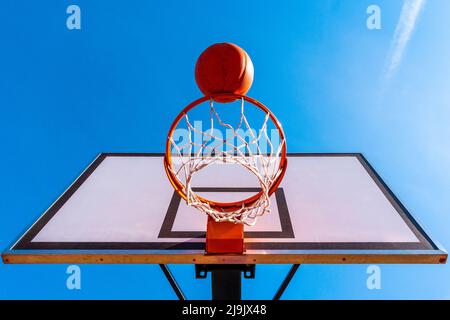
left=383, top=0, right=426, bottom=82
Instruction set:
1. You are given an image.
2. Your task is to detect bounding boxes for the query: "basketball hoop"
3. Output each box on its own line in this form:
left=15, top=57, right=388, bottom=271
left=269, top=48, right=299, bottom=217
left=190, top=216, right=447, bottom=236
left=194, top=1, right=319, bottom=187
left=164, top=93, right=287, bottom=226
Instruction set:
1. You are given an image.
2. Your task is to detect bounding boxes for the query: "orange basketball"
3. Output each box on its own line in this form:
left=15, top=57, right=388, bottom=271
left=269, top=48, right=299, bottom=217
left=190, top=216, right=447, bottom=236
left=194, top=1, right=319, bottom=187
left=195, top=43, right=254, bottom=102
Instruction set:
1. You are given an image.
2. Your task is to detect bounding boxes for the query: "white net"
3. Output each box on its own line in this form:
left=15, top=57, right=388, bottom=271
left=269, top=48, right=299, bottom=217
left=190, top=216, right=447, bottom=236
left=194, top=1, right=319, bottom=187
left=167, top=98, right=285, bottom=226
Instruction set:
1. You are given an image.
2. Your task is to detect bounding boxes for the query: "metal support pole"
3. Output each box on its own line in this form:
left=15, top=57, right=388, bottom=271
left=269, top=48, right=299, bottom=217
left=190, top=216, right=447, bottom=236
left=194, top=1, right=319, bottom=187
left=211, top=269, right=241, bottom=300
left=159, top=264, right=186, bottom=300
left=273, top=264, right=300, bottom=300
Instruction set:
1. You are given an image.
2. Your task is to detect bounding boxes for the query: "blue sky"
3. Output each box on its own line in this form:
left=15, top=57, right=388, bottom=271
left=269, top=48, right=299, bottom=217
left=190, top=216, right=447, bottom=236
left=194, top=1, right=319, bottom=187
left=1, top=0, right=449, bottom=299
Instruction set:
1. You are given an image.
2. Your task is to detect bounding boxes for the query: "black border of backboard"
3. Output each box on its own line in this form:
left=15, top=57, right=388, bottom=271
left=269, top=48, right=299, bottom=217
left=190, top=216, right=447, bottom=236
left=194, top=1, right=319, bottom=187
left=11, top=153, right=437, bottom=251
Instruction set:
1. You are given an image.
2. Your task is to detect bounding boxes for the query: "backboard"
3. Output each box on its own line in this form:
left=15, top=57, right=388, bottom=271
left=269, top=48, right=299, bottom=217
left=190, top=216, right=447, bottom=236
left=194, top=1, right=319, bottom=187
left=2, top=153, right=447, bottom=264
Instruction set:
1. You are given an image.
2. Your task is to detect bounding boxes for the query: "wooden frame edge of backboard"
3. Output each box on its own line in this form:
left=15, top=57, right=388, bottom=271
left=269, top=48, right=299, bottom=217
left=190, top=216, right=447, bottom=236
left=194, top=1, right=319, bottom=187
left=2, top=250, right=447, bottom=265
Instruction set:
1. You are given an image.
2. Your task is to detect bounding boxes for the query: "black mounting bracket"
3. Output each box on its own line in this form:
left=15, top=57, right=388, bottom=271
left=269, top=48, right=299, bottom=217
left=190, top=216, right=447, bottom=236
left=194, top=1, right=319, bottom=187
left=195, top=264, right=256, bottom=279
left=195, top=264, right=256, bottom=300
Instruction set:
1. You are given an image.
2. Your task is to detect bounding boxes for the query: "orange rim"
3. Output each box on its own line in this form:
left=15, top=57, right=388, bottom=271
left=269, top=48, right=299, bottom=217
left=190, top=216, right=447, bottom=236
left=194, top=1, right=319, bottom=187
left=164, top=93, right=287, bottom=212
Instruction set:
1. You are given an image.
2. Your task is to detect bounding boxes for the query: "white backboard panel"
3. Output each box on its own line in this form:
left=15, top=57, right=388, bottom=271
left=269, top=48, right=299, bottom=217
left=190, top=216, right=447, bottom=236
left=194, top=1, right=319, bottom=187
left=3, top=153, right=446, bottom=264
